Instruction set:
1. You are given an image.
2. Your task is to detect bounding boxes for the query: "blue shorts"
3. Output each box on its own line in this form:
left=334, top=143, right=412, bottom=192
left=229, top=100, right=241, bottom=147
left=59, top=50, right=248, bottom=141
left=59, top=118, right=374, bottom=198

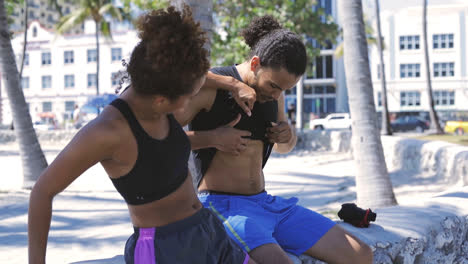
left=198, top=191, right=336, bottom=256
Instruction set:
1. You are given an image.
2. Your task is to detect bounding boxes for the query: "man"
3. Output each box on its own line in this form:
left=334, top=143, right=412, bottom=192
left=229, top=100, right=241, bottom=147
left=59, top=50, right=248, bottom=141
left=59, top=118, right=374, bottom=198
left=175, top=16, right=373, bottom=264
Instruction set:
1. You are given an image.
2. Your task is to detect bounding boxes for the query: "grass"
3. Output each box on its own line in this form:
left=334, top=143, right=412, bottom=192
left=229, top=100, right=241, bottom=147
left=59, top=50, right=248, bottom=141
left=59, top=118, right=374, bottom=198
left=414, top=134, right=468, bottom=146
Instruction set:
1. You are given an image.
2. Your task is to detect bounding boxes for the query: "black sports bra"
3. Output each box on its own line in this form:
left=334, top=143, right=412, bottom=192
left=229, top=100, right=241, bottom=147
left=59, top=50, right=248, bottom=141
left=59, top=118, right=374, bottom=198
left=109, top=99, right=190, bottom=205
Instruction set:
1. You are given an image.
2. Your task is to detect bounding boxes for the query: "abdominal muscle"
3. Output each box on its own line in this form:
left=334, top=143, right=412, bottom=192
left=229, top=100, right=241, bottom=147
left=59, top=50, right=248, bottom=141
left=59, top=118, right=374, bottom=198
left=198, top=140, right=265, bottom=194
left=126, top=174, right=203, bottom=228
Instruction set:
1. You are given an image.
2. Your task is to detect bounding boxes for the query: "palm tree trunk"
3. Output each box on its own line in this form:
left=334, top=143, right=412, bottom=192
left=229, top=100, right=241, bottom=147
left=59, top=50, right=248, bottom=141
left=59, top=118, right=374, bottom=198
left=338, top=0, right=397, bottom=208
left=95, top=20, right=100, bottom=96
left=173, top=0, right=213, bottom=190
left=374, top=0, right=392, bottom=135
left=0, top=0, right=48, bottom=188
left=172, top=0, right=213, bottom=52
left=422, top=0, right=443, bottom=134
left=19, top=0, right=28, bottom=78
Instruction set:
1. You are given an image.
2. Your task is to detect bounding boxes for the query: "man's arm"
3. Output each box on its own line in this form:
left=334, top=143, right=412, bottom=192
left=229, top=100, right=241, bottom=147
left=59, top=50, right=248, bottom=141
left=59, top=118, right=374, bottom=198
left=267, top=93, right=297, bottom=154
left=185, top=114, right=251, bottom=155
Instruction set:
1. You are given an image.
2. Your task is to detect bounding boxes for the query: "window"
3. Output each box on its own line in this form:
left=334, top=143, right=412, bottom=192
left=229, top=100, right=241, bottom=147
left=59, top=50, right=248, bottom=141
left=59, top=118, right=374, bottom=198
left=64, top=51, right=74, bottom=64
left=433, top=34, right=454, bottom=49
left=111, top=48, right=122, bottom=62
left=87, top=49, right=97, bottom=63
left=42, top=102, right=52, bottom=112
left=377, top=92, right=382, bottom=107
left=21, top=77, right=29, bottom=89
left=400, top=63, right=420, bottom=78
left=433, top=91, right=455, bottom=106
left=64, top=75, right=75, bottom=88
left=87, top=74, right=97, bottom=87
left=24, top=53, right=29, bottom=66
left=42, top=76, right=52, bottom=89
left=65, top=101, right=75, bottom=112
left=111, top=72, right=119, bottom=86
left=399, top=35, right=420, bottom=50
left=307, top=55, right=333, bottom=79
left=400, top=91, right=421, bottom=107
left=32, top=26, right=37, bottom=37
left=41, top=52, right=51, bottom=65
left=433, top=62, right=455, bottom=77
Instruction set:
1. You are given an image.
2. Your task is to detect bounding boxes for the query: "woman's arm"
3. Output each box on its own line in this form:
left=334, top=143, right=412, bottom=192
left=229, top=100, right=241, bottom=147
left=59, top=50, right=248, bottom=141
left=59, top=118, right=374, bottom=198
left=205, top=71, right=256, bottom=116
left=28, top=119, right=119, bottom=264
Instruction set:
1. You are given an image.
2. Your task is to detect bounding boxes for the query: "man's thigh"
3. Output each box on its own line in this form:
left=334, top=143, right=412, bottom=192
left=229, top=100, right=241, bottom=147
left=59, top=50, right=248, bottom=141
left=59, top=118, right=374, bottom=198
left=274, top=205, right=336, bottom=256
left=201, top=195, right=278, bottom=253
left=249, top=243, right=294, bottom=264
left=304, top=225, right=373, bottom=264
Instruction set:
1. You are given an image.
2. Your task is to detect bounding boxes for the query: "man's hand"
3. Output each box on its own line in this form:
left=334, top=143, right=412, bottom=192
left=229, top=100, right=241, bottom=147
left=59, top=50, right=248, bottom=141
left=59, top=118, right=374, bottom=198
left=214, top=114, right=251, bottom=155
left=266, top=121, right=293, bottom=144
left=231, top=81, right=256, bottom=117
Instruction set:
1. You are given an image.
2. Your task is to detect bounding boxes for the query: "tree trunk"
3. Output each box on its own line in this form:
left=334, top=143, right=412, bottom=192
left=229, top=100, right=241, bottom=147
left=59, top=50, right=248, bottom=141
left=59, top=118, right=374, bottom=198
left=338, top=0, right=397, bottom=208
left=19, top=0, right=28, bottom=78
left=172, top=0, right=213, bottom=52
left=422, top=0, right=443, bottom=134
left=374, top=0, right=392, bottom=135
left=173, top=0, right=213, bottom=190
left=0, top=0, right=48, bottom=188
left=95, top=20, right=100, bottom=96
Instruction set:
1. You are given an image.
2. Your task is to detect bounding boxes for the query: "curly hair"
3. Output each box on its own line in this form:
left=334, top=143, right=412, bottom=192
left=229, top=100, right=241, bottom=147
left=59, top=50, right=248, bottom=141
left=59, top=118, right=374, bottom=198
left=241, top=15, right=306, bottom=76
left=126, top=5, right=210, bottom=101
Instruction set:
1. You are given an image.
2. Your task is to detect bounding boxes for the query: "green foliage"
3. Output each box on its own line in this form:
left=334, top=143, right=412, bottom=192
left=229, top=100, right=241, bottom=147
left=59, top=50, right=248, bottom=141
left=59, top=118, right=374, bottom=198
left=122, top=0, right=169, bottom=13
left=212, top=0, right=339, bottom=66
left=55, top=0, right=127, bottom=38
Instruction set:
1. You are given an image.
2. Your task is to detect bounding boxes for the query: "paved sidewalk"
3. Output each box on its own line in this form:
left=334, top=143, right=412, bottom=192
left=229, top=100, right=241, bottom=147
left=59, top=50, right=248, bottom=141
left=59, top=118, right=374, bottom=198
left=1, top=148, right=463, bottom=263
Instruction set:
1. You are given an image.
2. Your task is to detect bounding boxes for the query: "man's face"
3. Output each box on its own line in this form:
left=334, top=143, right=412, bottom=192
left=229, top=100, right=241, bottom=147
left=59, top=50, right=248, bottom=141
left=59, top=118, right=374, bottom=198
left=251, top=66, right=301, bottom=103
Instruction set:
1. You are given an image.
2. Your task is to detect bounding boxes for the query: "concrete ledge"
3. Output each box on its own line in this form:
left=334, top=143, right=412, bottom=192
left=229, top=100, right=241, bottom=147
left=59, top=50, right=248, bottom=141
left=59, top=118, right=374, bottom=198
left=0, top=130, right=76, bottom=145
left=296, top=187, right=468, bottom=264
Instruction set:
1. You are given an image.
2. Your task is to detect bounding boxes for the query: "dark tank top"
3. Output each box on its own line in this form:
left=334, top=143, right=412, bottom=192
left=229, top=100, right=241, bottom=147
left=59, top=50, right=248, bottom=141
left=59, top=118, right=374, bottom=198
left=189, top=65, right=278, bottom=186
left=109, top=99, right=190, bottom=205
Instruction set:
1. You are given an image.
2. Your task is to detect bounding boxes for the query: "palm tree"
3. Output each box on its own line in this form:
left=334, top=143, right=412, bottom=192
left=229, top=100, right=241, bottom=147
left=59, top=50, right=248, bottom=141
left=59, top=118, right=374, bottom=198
left=422, top=0, right=443, bottom=134
left=56, top=0, right=125, bottom=95
left=0, top=0, right=48, bottom=188
left=171, top=0, right=213, bottom=189
left=18, top=0, right=28, bottom=79
left=374, top=0, right=392, bottom=135
left=172, top=0, right=213, bottom=52
left=338, top=0, right=397, bottom=208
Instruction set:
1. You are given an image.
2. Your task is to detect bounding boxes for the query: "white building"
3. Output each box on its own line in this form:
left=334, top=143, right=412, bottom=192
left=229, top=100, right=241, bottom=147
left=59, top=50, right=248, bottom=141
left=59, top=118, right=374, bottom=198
left=370, top=4, right=468, bottom=119
left=285, top=0, right=349, bottom=123
left=1, top=20, right=139, bottom=125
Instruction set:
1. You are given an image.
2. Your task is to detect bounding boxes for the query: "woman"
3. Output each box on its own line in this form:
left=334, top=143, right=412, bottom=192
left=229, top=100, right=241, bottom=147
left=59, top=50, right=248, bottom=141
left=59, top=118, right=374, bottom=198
left=28, top=6, right=254, bottom=264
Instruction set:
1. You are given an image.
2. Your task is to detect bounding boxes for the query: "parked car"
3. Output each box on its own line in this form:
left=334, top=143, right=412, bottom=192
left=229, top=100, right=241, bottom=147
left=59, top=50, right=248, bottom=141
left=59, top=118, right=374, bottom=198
left=33, top=121, right=56, bottom=131
left=309, top=113, right=352, bottom=130
left=444, top=121, right=468, bottom=135
left=390, top=116, right=429, bottom=132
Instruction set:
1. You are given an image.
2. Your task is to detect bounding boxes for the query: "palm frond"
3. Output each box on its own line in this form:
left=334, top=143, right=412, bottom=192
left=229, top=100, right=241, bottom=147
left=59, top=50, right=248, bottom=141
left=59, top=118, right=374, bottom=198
left=99, top=3, right=123, bottom=21
left=56, top=8, right=90, bottom=34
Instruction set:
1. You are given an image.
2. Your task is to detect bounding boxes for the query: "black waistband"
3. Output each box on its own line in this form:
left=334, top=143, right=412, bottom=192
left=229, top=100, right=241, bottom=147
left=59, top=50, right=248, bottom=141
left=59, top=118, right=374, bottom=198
left=198, top=189, right=266, bottom=196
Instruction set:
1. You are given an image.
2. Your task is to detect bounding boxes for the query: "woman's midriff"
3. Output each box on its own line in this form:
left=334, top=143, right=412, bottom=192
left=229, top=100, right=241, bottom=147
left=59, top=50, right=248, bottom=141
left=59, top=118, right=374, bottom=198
left=199, top=140, right=265, bottom=194
left=127, top=175, right=202, bottom=228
